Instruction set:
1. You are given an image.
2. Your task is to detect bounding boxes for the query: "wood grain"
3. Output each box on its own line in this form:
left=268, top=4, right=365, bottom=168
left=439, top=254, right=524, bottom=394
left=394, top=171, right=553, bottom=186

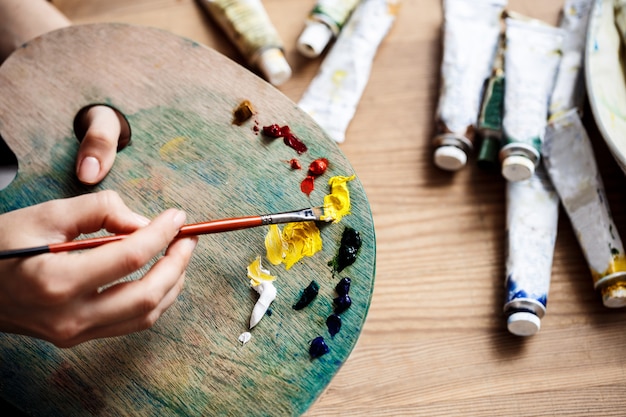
left=5, top=0, right=626, bottom=416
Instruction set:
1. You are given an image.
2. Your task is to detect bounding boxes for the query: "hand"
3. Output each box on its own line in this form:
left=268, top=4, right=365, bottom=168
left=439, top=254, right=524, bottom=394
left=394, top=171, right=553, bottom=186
left=74, top=105, right=131, bottom=185
left=0, top=190, right=198, bottom=347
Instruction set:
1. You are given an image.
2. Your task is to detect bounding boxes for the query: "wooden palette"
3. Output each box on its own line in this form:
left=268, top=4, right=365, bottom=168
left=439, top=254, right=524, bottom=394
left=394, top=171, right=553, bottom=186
left=0, top=24, right=375, bottom=416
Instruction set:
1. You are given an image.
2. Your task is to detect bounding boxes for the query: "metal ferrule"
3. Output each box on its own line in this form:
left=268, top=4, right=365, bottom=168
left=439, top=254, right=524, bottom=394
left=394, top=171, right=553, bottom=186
left=432, top=132, right=474, bottom=154
left=594, top=271, right=626, bottom=290
left=499, top=142, right=540, bottom=166
left=503, top=298, right=546, bottom=318
left=264, top=208, right=317, bottom=225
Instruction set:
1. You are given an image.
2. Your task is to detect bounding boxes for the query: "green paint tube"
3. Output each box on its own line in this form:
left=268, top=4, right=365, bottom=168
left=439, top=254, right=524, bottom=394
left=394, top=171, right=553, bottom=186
left=477, top=35, right=505, bottom=171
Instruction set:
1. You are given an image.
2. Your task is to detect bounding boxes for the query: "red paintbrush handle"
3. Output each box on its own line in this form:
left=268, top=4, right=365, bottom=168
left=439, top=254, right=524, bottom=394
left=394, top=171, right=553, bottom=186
left=47, top=215, right=264, bottom=253
left=177, top=216, right=263, bottom=236
left=49, top=234, right=126, bottom=253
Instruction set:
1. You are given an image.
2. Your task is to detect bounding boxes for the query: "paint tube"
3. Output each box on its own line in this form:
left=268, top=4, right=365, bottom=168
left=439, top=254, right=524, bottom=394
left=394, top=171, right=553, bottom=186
left=499, top=15, right=563, bottom=182
left=543, top=109, right=626, bottom=308
left=476, top=34, right=505, bottom=170
left=549, top=0, right=593, bottom=118
left=297, top=0, right=399, bottom=143
left=197, top=0, right=292, bottom=86
left=297, top=0, right=362, bottom=58
left=503, top=165, right=559, bottom=336
left=431, top=0, right=506, bottom=171
left=249, top=280, right=277, bottom=329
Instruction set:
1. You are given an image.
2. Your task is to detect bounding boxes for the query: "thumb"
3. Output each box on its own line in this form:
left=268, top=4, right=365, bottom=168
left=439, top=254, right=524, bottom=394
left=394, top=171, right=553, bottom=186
left=74, top=105, right=130, bottom=185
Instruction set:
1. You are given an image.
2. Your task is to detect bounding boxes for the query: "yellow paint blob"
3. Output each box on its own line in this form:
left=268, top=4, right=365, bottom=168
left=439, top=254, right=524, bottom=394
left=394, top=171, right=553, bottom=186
left=282, top=222, right=323, bottom=270
left=264, top=222, right=323, bottom=270
left=247, top=255, right=276, bottom=287
left=265, top=224, right=286, bottom=265
left=321, top=175, right=356, bottom=223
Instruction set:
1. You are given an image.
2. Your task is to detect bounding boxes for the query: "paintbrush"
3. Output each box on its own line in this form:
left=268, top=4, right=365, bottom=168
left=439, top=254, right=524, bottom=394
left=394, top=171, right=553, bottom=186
left=0, top=207, right=328, bottom=260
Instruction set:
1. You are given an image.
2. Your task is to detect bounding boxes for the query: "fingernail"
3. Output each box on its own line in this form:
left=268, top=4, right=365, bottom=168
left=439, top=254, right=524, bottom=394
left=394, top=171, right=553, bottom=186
left=133, top=213, right=151, bottom=227
left=78, top=156, right=100, bottom=184
left=185, top=236, right=199, bottom=250
left=173, top=210, right=186, bottom=227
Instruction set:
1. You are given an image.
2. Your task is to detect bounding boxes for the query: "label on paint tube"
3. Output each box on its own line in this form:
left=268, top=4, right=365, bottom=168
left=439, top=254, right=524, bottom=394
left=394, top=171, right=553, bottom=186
left=198, top=0, right=291, bottom=85
left=297, top=0, right=399, bottom=143
left=499, top=15, right=564, bottom=180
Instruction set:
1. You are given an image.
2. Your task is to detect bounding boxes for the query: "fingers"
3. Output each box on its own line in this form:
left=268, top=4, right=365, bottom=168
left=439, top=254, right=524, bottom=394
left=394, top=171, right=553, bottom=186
left=66, top=208, right=189, bottom=294
left=32, top=190, right=149, bottom=243
left=58, top=237, right=197, bottom=347
left=75, top=105, right=130, bottom=185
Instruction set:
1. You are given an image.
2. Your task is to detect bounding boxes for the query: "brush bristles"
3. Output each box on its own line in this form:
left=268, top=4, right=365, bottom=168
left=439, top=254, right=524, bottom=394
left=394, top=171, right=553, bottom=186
left=314, top=206, right=334, bottom=222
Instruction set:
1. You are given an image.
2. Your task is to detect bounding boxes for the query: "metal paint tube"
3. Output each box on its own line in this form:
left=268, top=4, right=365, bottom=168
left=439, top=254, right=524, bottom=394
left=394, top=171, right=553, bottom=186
left=503, top=165, right=559, bottom=336
left=499, top=15, right=563, bottom=182
left=197, top=0, right=292, bottom=86
left=297, top=0, right=399, bottom=143
left=297, top=0, right=361, bottom=58
left=549, top=0, right=593, bottom=118
left=476, top=34, right=505, bottom=170
left=431, top=0, right=506, bottom=171
left=543, top=109, right=626, bottom=308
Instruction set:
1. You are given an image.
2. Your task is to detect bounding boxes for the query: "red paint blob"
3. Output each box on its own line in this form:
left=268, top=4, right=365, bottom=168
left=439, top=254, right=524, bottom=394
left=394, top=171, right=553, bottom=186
left=262, top=124, right=308, bottom=154
left=308, top=158, right=328, bottom=176
left=289, top=158, right=302, bottom=170
left=300, top=175, right=316, bottom=196
left=262, top=124, right=283, bottom=138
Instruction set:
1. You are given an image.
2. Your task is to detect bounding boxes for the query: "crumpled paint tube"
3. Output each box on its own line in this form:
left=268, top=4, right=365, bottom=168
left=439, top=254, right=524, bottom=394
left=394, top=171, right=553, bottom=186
left=476, top=34, right=505, bottom=170
left=548, top=0, right=593, bottom=118
left=543, top=109, right=626, bottom=308
left=297, top=0, right=399, bottom=143
left=432, top=0, right=506, bottom=171
left=297, top=0, right=362, bottom=58
left=503, top=166, right=559, bottom=336
left=197, top=0, right=292, bottom=86
left=499, top=14, right=563, bottom=182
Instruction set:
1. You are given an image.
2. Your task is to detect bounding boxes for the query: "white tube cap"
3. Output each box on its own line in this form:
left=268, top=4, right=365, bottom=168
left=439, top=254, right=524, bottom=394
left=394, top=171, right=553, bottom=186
left=433, top=145, right=468, bottom=171
left=507, top=312, right=541, bottom=336
left=257, top=48, right=292, bottom=86
left=501, top=155, right=535, bottom=182
left=297, top=22, right=334, bottom=58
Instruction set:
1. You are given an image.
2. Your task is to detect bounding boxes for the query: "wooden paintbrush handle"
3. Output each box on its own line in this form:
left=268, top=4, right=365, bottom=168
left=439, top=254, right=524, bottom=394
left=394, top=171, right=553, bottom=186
left=44, top=216, right=265, bottom=254
left=177, top=216, right=263, bottom=236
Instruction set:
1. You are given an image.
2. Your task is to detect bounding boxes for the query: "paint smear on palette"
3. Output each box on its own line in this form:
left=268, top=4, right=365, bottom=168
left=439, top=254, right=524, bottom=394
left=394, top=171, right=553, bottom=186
left=262, top=124, right=308, bottom=154
left=159, top=136, right=187, bottom=162
left=265, top=222, right=323, bottom=270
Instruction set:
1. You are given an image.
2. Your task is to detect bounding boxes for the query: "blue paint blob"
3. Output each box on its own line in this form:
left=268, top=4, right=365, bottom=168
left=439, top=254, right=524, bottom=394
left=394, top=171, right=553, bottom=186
left=335, top=277, right=351, bottom=296
left=309, top=336, right=330, bottom=359
left=293, top=281, right=320, bottom=310
left=333, top=294, right=352, bottom=314
left=326, top=314, right=342, bottom=337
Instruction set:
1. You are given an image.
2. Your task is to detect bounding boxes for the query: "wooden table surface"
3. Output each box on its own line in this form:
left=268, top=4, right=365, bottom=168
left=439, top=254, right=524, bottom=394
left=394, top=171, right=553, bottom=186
left=45, top=0, right=626, bottom=415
